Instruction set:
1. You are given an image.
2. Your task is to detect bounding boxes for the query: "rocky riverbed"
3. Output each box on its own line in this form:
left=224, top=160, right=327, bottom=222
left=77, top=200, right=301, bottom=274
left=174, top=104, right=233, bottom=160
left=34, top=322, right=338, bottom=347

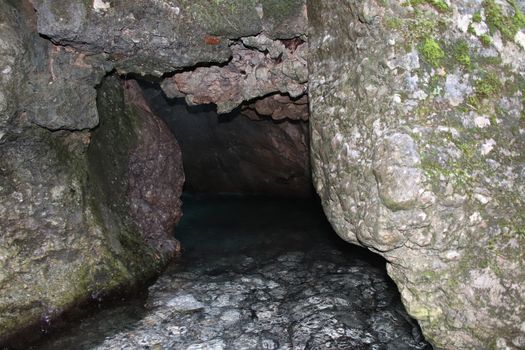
left=31, top=195, right=431, bottom=350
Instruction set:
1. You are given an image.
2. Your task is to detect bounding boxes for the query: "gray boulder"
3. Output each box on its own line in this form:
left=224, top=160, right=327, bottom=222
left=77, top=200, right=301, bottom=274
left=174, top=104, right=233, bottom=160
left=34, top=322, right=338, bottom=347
left=308, top=0, right=525, bottom=348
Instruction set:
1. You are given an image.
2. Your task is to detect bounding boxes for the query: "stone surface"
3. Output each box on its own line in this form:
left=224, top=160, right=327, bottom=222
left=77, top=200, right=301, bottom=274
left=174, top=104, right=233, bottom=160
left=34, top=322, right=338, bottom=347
left=0, top=0, right=29, bottom=136
left=33, top=0, right=307, bottom=75
left=143, top=87, right=311, bottom=197
left=124, top=80, right=185, bottom=256
left=34, top=195, right=431, bottom=350
left=2, top=0, right=523, bottom=347
left=2, top=0, right=307, bottom=342
left=308, top=1, right=525, bottom=349
left=0, top=72, right=184, bottom=342
left=161, top=34, right=308, bottom=115
left=246, top=94, right=309, bottom=121
left=0, top=127, right=158, bottom=343
left=25, top=45, right=109, bottom=131
left=88, top=76, right=185, bottom=261
left=0, top=0, right=110, bottom=133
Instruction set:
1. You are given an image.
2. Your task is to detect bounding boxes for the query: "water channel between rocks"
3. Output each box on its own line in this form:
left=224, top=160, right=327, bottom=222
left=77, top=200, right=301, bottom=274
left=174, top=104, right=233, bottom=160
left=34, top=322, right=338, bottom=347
left=32, top=194, right=431, bottom=350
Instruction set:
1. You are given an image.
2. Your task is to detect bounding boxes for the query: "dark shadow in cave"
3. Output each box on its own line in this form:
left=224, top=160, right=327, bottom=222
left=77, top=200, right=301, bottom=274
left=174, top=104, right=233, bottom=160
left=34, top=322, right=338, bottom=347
left=140, top=80, right=314, bottom=199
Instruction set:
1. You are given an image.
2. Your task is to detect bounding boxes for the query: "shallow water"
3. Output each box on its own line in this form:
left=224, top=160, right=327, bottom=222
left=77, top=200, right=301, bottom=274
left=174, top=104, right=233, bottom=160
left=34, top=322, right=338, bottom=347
left=29, top=194, right=431, bottom=349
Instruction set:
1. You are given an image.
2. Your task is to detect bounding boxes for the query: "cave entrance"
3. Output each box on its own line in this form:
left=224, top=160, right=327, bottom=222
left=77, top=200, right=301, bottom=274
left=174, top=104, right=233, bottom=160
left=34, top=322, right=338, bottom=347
left=125, top=82, right=432, bottom=349
left=29, top=77, right=431, bottom=349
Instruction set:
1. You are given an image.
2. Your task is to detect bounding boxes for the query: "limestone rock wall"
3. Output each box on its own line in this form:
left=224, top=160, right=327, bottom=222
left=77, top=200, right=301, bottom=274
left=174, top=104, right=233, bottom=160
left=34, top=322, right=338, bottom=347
left=160, top=34, right=308, bottom=115
left=4, top=0, right=524, bottom=347
left=0, top=74, right=184, bottom=343
left=124, top=81, right=185, bottom=256
left=308, top=1, right=524, bottom=348
left=88, top=77, right=185, bottom=260
left=33, top=0, right=307, bottom=75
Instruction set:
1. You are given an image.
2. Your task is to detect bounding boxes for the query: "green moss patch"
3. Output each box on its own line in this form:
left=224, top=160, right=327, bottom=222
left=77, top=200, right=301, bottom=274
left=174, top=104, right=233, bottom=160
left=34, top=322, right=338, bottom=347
left=480, top=34, right=492, bottom=46
left=483, top=0, right=525, bottom=42
left=403, top=0, right=450, bottom=12
left=453, top=40, right=472, bottom=67
left=472, top=12, right=483, bottom=23
left=419, top=38, right=445, bottom=67
left=474, top=71, right=502, bottom=97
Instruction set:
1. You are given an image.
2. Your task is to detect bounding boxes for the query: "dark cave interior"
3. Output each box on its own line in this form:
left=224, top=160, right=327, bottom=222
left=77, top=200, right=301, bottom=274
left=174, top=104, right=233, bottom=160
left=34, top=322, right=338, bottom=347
left=3, top=76, right=432, bottom=350
left=140, top=81, right=313, bottom=198
left=5, top=78, right=431, bottom=350
left=2, top=0, right=523, bottom=347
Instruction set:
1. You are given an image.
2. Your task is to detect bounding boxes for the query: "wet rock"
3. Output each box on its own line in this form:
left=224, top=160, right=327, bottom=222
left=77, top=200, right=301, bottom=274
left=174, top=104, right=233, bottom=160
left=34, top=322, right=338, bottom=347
left=0, top=127, right=160, bottom=343
left=88, top=77, right=184, bottom=259
left=166, top=295, right=204, bottom=312
left=308, top=0, right=525, bottom=348
left=83, top=251, right=429, bottom=349
left=0, top=75, right=184, bottom=342
left=35, top=196, right=430, bottom=350
left=124, top=80, right=185, bottom=256
left=26, top=45, right=109, bottom=131
left=1, top=0, right=307, bottom=341
left=2, top=0, right=523, bottom=347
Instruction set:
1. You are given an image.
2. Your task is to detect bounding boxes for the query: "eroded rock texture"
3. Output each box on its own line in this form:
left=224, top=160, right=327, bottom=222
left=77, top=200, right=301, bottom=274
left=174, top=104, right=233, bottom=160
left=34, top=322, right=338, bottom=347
left=308, top=1, right=525, bottom=349
left=161, top=35, right=308, bottom=115
left=1, top=0, right=306, bottom=341
left=0, top=1, right=185, bottom=337
left=89, top=78, right=184, bottom=259
left=143, top=88, right=311, bottom=197
left=125, top=80, right=184, bottom=256
left=36, top=195, right=430, bottom=350
left=0, top=76, right=183, bottom=343
left=33, top=0, right=307, bottom=75
left=3, top=0, right=524, bottom=347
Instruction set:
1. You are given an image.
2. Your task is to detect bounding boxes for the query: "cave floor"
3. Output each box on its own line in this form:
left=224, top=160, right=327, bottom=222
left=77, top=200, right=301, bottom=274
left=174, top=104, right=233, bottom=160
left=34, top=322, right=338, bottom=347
left=35, top=195, right=431, bottom=350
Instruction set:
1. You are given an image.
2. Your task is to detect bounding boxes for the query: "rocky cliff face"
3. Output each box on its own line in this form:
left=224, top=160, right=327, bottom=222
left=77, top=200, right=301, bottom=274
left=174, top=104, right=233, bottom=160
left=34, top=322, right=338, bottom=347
left=0, top=74, right=184, bottom=341
left=33, top=0, right=307, bottom=75
left=308, top=1, right=524, bottom=348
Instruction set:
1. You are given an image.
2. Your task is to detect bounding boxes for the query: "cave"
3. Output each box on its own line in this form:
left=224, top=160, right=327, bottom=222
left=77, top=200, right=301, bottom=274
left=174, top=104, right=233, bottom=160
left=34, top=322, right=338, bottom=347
left=13, top=78, right=431, bottom=349
left=1, top=1, right=524, bottom=349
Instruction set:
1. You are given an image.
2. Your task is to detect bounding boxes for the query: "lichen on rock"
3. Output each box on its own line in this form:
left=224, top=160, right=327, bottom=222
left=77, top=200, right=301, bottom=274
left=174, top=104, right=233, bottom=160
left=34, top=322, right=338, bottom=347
left=308, top=0, right=525, bottom=348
